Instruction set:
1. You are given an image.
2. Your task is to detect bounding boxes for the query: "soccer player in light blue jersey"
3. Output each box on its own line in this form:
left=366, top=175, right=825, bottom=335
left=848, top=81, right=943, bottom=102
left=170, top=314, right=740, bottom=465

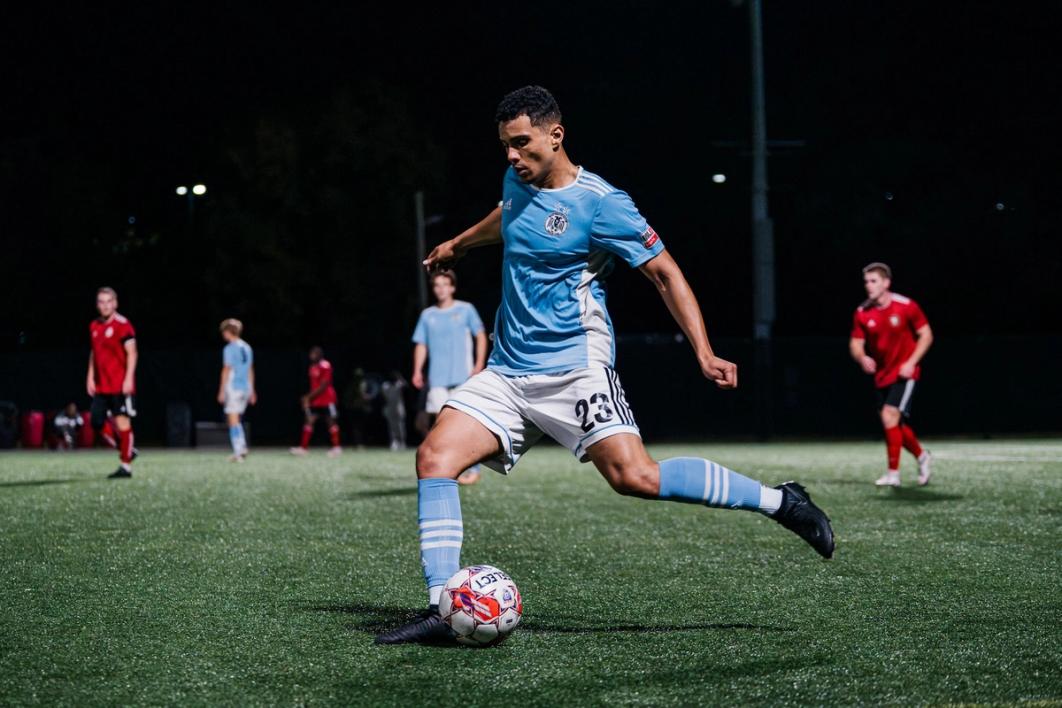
left=217, top=319, right=256, bottom=462
left=412, top=270, right=487, bottom=483
left=376, top=86, right=834, bottom=645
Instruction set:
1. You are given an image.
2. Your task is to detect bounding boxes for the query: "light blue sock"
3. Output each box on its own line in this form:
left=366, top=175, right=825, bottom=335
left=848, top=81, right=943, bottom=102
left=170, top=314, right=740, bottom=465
left=418, top=478, right=462, bottom=606
left=658, top=457, right=781, bottom=515
left=228, top=425, right=247, bottom=455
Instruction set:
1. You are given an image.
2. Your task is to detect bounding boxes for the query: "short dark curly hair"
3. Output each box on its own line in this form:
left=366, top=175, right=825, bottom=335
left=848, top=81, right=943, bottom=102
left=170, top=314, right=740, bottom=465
left=494, top=86, right=562, bottom=127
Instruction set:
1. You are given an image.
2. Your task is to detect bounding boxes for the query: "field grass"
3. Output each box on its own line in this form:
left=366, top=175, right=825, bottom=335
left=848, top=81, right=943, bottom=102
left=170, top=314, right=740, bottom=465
left=1, top=440, right=1060, bottom=705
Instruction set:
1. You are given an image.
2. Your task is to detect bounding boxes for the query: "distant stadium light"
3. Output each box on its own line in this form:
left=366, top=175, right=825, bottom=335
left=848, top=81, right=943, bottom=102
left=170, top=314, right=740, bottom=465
left=176, top=186, right=188, bottom=196
left=712, top=173, right=727, bottom=184
left=192, top=184, right=207, bottom=196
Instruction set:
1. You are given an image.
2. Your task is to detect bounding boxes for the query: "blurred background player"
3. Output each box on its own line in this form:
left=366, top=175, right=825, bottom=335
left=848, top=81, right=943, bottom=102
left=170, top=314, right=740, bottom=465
left=217, top=319, right=256, bottom=462
left=87, top=287, right=138, bottom=478
left=411, top=270, right=487, bottom=483
left=381, top=370, right=408, bottom=451
left=291, top=346, right=342, bottom=457
left=849, top=262, right=935, bottom=486
left=53, top=402, right=83, bottom=450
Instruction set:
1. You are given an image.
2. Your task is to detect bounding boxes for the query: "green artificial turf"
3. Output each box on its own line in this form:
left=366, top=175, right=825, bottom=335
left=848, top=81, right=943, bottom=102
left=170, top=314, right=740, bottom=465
left=1, top=441, right=1060, bottom=705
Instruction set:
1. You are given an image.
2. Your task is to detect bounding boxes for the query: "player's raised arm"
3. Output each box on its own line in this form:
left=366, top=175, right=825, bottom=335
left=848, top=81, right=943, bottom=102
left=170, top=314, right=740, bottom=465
left=638, top=249, right=737, bottom=390
left=423, top=207, right=503, bottom=271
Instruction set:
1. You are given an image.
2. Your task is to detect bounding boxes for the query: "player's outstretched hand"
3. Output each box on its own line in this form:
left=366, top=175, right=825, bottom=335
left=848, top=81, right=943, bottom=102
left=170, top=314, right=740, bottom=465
left=86, top=379, right=96, bottom=397
left=411, top=370, right=425, bottom=390
left=249, top=391, right=258, bottom=406
left=703, top=356, right=738, bottom=389
left=860, top=356, right=877, bottom=375
left=423, top=239, right=463, bottom=272
left=216, top=391, right=225, bottom=404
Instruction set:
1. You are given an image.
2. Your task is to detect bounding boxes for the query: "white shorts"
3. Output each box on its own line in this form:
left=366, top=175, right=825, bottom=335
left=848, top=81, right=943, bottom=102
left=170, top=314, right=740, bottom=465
left=426, top=386, right=456, bottom=415
left=444, top=367, right=640, bottom=474
left=224, top=388, right=249, bottom=415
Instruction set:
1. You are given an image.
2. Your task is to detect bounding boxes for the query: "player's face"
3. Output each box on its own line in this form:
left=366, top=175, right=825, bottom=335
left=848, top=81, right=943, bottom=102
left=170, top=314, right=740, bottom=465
left=498, top=115, right=562, bottom=185
left=863, top=273, right=890, bottom=301
left=432, top=277, right=455, bottom=304
left=96, top=293, right=116, bottom=318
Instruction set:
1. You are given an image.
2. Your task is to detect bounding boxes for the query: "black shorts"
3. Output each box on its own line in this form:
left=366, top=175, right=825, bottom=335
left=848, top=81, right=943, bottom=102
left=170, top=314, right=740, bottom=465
left=875, top=379, right=917, bottom=418
left=91, top=394, right=137, bottom=424
left=308, top=404, right=338, bottom=419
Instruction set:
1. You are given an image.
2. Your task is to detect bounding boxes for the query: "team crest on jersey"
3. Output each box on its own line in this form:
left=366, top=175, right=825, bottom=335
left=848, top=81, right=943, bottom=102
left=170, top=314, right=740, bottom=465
left=544, top=205, right=570, bottom=235
left=868, top=319, right=877, bottom=328
left=105, top=326, right=114, bottom=338
left=889, top=315, right=901, bottom=327
left=640, top=226, right=659, bottom=249
left=502, top=198, right=512, bottom=211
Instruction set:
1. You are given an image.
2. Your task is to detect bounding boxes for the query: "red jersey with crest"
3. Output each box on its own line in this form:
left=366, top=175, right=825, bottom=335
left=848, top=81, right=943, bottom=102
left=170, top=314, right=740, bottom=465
left=90, top=314, right=136, bottom=394
left=308, top=359, right=337, bottom=406
left=850, top=294, right=929, bottom=388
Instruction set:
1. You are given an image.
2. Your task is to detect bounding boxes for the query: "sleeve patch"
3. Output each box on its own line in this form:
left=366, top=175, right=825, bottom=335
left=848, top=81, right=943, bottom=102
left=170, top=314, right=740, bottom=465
left=640, top=226, right=659, bottom=249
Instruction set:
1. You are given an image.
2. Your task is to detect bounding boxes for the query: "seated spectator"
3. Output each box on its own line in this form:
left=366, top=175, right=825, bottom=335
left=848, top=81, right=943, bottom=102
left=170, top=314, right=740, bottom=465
left=54, top=402, right=83, bottom=450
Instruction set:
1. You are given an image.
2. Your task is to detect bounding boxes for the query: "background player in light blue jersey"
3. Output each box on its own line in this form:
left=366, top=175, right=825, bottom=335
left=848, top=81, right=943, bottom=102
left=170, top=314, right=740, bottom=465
left=376, top=86, right=835, bottom=645
left=217, top=318, right=256, bottom=462
left=412, top=269, right=486, bottom=483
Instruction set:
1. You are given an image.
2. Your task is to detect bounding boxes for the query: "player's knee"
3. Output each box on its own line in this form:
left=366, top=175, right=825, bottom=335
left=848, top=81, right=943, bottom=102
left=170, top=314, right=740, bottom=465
left=881, top=407, right=900, bottom=427
left=415, top=440, right=455, bottom=479
left=603, top=461, right=658, bottom=498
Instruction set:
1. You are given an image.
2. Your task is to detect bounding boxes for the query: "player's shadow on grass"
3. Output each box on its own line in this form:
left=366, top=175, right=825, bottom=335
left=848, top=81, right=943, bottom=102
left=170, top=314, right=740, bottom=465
left=874, top=487, right=963, bottom=503
left=345, top=487, right=417, bottom=499
left=307, top=603, right=793, bottom=635
left=0, top=478, right=88, bottom=489
left=306, top=602, right=421, bottom=632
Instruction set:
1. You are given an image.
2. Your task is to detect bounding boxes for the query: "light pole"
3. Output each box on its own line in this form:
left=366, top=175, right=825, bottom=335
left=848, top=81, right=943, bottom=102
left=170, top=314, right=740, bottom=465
left=748, top=0, right=775, bottom=438
left=414, top=191, right=444, bottom=312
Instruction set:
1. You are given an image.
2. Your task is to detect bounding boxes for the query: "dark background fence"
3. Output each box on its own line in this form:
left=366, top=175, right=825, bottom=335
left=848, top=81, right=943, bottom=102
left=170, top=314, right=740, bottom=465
left=2, top=336, right=1059, bottom=447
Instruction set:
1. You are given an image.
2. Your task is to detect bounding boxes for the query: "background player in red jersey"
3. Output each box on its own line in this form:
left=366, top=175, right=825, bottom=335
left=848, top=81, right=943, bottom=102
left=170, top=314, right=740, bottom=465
left=86, top=287, right=139, bottom=478
left=290, top=346, right=342, bottom=457
left=849, top=263, right=935, bottom=487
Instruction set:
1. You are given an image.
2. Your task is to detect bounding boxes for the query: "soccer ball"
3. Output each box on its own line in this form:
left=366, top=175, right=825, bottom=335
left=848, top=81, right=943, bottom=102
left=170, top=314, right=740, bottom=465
left=438, top=565, right=522, bottom=647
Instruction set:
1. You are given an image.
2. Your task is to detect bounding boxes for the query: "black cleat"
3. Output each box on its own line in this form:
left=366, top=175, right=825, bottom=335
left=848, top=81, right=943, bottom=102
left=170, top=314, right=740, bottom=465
left=107, top=467, right=132, bottom=479
left=772, top=481, right=834, bottom=559
left=374, top=608, right=456, bottom=645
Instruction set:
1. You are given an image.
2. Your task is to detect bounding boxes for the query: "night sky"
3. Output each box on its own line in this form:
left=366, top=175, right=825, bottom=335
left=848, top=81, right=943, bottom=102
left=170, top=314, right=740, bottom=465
left=3, top=1, right=1060, bottom=360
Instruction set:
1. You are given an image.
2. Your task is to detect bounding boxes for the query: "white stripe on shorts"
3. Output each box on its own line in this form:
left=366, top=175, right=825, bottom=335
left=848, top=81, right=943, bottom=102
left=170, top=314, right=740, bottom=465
left=898, top=379, right=916, bottom=414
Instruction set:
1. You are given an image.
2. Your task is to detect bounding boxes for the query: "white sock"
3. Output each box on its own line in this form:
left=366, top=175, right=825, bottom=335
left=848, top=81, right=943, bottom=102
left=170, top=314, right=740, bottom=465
left=428, top=585, right=443, bottom=607
left=759, top=487, right=783, bottom=515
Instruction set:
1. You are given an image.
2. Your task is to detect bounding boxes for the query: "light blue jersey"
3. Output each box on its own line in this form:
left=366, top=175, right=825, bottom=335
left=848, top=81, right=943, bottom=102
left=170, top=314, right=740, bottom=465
left=489, top=166, right=665, bottom=376
left=223, top=339, right=254, bottom=391
left=412, top=301, right=484, bottom=388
